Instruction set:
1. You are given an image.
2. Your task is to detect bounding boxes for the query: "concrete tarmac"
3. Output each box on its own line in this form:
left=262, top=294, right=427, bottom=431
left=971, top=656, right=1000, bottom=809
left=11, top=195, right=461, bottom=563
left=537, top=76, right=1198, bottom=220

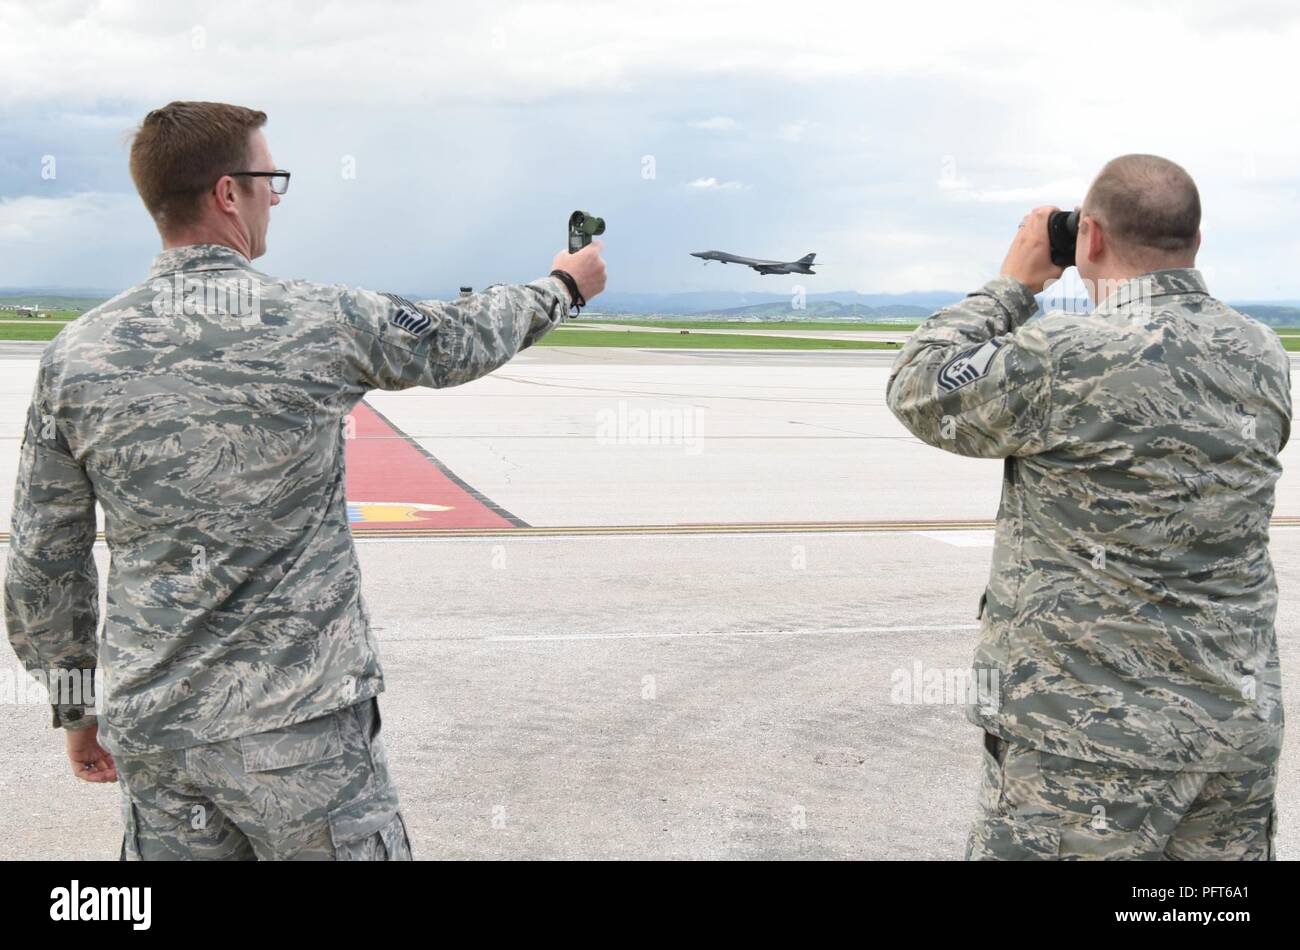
left=1, top=343, right=1297, bottom=859
left=4, top=528, right=1298, bottom=860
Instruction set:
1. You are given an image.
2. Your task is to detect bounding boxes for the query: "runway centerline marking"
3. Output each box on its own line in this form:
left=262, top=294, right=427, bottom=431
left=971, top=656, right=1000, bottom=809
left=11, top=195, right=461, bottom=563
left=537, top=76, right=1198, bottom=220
left=378, top=623, right=984, bottom=644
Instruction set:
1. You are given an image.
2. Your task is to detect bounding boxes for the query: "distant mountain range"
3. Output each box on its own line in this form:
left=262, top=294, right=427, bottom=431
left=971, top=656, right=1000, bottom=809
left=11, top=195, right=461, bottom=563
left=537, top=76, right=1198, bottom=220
left=592, top=290, right=963, bottom=317
left=658, top=300, right=936, bottom=321
left=590, top=291, right=1300, bottom=327
left=0, top=287, right=959, bottom=319
left=5, top=287, right=1300, bottom=326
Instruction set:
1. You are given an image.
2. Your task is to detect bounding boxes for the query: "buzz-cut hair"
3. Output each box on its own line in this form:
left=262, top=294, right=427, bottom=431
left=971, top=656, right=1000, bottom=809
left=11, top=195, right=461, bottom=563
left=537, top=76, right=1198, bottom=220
left=1082, top=154, right=1200, bottom=258
left=128, top=101, right=267, bottom=234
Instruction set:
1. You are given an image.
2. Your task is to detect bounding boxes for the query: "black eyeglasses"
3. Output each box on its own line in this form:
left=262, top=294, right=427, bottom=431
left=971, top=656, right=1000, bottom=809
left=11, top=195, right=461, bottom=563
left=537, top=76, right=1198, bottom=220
left=229, top=170, right=291, bottom=195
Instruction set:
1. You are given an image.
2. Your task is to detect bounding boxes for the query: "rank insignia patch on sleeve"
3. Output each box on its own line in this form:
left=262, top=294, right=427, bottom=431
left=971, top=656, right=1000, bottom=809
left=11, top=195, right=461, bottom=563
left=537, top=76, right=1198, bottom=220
left=381, top=292, right=434, bottom=337
left=938, top=339, right=1004, bottom=393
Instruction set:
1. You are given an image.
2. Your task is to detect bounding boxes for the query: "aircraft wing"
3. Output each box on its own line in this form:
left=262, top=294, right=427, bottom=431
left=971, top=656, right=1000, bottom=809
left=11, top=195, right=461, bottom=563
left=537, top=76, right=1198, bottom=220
left=713, top=252, right=782, bottom=267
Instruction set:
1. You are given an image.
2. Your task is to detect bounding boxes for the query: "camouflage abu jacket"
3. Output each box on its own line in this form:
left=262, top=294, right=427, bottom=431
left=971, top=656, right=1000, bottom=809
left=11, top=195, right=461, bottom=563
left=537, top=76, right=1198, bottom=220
left=5, top=243, right=568, bottom=755
left=887, top=269, right=1290, bottom=771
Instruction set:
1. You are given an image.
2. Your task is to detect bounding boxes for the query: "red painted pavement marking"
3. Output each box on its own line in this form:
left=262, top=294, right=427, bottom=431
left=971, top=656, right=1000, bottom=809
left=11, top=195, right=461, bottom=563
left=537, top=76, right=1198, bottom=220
left=344, top=401, right=520, bottom=531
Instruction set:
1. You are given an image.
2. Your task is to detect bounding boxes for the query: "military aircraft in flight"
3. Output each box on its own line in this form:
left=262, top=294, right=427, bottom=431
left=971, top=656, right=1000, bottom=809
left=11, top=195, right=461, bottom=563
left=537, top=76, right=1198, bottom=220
left=690, top=250, right=817, bottom=275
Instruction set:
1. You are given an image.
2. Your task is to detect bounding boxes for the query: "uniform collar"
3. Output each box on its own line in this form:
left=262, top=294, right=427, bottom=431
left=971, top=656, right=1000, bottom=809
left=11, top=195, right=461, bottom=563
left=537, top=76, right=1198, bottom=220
left=148, top=243, right=254, bottom=279
left=1092, top=267, right=1209, bottom=316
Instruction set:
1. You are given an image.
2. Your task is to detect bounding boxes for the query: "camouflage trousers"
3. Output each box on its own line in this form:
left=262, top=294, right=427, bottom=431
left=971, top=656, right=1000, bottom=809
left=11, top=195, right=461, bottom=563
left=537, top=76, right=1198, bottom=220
left=966, top=731, right=1278, bottom=861
left=114, top=698, right=412, bottom=860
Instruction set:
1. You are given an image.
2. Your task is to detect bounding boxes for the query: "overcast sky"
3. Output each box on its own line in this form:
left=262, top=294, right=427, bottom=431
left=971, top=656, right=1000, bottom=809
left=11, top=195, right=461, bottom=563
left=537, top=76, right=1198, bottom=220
left=2, top=0, right=1299, bottom=300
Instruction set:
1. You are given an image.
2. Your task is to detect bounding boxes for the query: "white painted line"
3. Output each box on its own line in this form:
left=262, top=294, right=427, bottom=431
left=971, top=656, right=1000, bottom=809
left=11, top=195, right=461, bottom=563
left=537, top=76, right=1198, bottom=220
left=912, top=530, right=995, bottom=547
left=482, top=624, right=981, bottom=643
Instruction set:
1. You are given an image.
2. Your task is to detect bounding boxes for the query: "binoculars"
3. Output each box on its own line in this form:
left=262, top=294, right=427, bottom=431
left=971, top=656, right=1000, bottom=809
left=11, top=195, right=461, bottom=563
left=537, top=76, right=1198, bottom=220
left=1047, top=210, right=1079, bottom=268
left=569, top=210, right=606, bottom=254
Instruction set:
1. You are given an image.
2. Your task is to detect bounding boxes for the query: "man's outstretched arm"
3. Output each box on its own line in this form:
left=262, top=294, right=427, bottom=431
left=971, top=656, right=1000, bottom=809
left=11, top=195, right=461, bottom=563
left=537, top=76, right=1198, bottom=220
left=337, top=242, right=606, bottom=392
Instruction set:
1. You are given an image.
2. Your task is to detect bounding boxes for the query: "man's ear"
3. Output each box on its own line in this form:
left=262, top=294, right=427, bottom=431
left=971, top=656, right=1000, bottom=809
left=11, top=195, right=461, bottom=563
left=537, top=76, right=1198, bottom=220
left=1193, top=230, right=1202, bottom=256
left=212, top=175, right=239, bottom=215
left=1084, top=216, right=1105, bottom=262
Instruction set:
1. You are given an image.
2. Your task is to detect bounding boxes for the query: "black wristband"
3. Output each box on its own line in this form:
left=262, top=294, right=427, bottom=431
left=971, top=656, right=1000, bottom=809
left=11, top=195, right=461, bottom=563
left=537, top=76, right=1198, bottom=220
left=549, top=269, right=585, bottom=314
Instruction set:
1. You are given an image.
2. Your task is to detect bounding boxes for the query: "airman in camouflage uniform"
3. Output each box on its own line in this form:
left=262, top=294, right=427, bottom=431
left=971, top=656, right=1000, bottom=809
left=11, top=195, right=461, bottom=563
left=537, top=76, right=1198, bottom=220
left=887, top=155, right=1289, bottom=860
left=4, top=101, right=606, bottom=860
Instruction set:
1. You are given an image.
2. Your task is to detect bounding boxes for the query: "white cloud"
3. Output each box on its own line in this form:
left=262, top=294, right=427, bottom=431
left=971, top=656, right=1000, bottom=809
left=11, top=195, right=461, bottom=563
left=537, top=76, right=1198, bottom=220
left=852, top=230, right=944, bottom=250
left=0, top=192, right=135, bottom=241
left=777, top=121, right=812, bottom=142
left=0, top=191, right=154, bottom=288
left=689, top=116, right=740, bottom=132
left=2, top=1, right=1299, bottom=298
left=0, top=0, right=1292, bottom=146
left=941, top=178, right=1091, bottom=205
left=688, top=177, right=744, bottom=191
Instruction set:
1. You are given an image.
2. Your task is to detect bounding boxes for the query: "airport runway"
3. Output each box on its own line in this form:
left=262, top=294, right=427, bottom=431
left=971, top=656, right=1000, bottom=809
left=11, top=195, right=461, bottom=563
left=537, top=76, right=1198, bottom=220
left=1, top=342, right=1298, bottom=859
left=1, top=343, right=1017, bottom=534
left=17, top=342, right=1293, bottom=533
left=574, top=322, right=914, bottom=342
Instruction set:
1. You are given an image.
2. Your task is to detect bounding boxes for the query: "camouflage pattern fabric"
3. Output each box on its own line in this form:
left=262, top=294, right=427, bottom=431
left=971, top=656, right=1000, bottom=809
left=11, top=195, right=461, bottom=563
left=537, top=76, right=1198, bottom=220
left=967, top=731, right=1277, bottom=860
left=5, top=243, right=569, bottom=755
left=887, top=269, right=1290, bottom=771
left=117, top=697, right=411, bottom=860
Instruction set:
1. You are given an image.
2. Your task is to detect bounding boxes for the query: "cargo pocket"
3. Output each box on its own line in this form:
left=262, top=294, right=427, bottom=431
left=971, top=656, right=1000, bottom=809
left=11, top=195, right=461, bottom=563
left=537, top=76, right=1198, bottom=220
left=975, top=731, right=1008, bottom=814
left=240, top=712, right=345, bottom=773
left=381, top=812, right=413, bottom=860
left=328, top=796, right=412, bottom=861
left=966, top=814, right=1061, bottom=860
left=353, top=698, right=391, bottom=781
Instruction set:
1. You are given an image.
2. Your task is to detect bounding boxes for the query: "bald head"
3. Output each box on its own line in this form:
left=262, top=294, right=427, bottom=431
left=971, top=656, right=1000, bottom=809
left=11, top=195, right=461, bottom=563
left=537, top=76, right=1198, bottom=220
left=1082, top=154, right=1200, bottom=268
